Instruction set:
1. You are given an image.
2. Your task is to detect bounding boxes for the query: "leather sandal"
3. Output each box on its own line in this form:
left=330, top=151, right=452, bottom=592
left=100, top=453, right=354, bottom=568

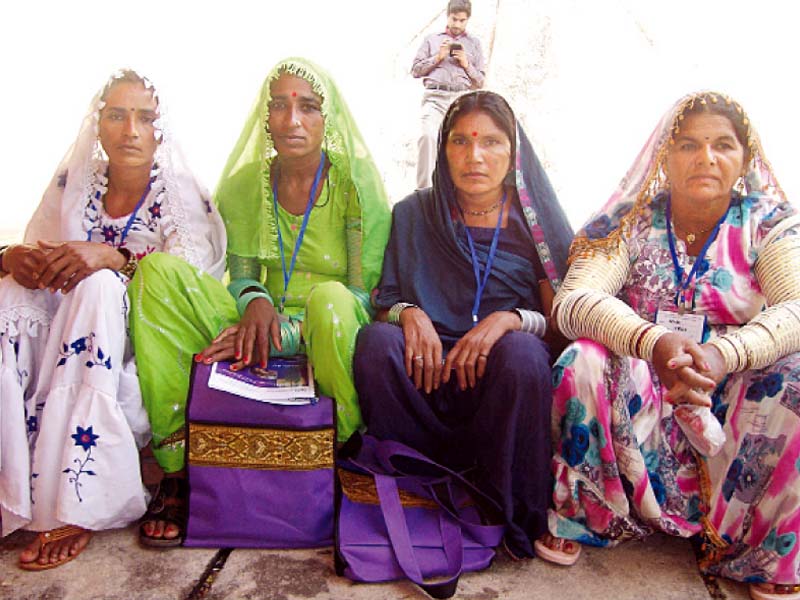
left=534, top=532, right=582, bottom=566
left=139, top=476, right=187, bottom=548
left=750, top=583, right=800, bottom=600
left=18, top=525, right=91, bottom=571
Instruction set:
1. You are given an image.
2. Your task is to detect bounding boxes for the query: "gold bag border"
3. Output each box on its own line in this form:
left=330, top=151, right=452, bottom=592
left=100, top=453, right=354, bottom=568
left=188, top=422, right=334, bottom=471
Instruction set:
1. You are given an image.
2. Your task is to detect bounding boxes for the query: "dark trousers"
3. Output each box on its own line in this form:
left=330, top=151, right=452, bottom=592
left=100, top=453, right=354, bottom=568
left=354, top=322, right=552, bottom=557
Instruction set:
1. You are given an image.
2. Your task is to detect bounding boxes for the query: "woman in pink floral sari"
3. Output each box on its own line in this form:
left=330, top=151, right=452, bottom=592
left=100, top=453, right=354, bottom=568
left=536, top=91, right=800, bottom=600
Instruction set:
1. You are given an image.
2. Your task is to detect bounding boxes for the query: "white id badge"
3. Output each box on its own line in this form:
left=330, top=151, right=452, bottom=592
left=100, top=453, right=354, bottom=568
left=655, top=310, right=706, bottom=343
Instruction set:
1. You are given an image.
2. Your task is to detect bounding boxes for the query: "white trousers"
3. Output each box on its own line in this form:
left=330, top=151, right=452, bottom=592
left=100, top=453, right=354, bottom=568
left=0, top=271, right=149, bottom=535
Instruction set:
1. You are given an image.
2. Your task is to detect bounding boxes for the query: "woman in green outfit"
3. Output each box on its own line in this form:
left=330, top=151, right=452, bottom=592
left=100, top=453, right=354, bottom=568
left=128, top=57, right=391, bottom=546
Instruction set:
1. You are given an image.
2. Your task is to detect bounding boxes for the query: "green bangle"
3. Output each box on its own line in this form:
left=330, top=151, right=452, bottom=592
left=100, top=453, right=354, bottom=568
left=237, top=290, right=274, bottom=316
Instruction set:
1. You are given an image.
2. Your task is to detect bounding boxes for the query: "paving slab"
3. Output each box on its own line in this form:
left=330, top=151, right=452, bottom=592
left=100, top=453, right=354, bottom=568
left=1, top=527, right=753, bottom=600
left=0, top=526, right=217, bottom=600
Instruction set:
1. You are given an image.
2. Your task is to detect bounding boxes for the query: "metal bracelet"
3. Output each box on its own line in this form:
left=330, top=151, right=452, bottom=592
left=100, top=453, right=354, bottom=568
left=388, top=302, right=418, bottom=326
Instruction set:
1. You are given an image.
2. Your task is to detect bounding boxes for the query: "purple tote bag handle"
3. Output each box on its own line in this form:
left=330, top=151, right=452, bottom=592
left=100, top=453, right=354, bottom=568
left=374, top=473, right=464, bottom=599
left=351, top=436, right=504, bottom=546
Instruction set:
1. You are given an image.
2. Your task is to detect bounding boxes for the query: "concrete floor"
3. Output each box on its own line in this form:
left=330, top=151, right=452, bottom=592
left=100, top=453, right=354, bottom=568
left=0, top=526, right=753, bottom=600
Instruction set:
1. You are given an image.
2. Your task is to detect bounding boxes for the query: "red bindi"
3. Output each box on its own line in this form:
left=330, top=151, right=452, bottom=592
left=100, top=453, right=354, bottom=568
left=291, top=91, right=297, bottom=97
left=472, top=131, right=478, bottom=137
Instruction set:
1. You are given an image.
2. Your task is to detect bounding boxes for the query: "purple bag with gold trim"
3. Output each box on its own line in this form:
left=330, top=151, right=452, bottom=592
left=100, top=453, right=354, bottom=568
left=335, top=434, right=504, bottom=599
left=183, top=359, right=335, bottom=548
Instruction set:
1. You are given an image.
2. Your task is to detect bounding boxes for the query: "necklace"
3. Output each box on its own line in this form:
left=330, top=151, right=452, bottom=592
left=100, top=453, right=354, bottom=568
left=672, top=220, right=714, bottom=245
left=458, top=198, right=502, bottom=216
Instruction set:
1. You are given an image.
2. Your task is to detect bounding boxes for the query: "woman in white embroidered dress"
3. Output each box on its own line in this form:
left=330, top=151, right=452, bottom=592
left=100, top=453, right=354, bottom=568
left=0, top=69, right=226, bottom=569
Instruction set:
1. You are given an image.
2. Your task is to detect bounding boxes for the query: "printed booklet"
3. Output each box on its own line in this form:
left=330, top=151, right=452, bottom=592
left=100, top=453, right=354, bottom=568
left=207, top=355, right=316, bottom=405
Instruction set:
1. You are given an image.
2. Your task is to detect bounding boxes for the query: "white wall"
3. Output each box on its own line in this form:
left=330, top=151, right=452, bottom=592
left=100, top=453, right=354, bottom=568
left=1, top=0, right=797, bottom=240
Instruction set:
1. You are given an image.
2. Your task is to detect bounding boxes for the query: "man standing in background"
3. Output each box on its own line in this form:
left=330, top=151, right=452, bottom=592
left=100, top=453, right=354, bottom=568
left=411, top=0, right=486, bottom=190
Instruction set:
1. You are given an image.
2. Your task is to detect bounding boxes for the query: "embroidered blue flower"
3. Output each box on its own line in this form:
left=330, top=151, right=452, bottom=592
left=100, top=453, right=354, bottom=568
left=70, top=337, right=88, bottom=354
left=628, top=394, right=642, bottom=418
left=63, top=425, right=99, bottom=502
left=102, top=225, right=117, bottom=243
left=148, top=201, right=162, bottom=218
left=649, top=472, right=666, bottom=505
left=27, top=415, right=38, bottom=433
left=763, top=373, right=784, bottom=398
left=711, top=268, right=733, bottom=291
left=746, top=380, right=767, bottom=402
left=71, top=426, right=99, bottom=451
left=57, top=333, right=112, bottom=370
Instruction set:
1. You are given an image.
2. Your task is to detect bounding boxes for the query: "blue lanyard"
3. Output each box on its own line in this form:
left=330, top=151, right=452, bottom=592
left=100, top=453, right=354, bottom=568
left=272, top=151, right=326, bottom=313
left=462, top=191, right=506, bottom=326
left=87, top=177, right=153, bottom=248
left=665, top=197, right=729, bottom=311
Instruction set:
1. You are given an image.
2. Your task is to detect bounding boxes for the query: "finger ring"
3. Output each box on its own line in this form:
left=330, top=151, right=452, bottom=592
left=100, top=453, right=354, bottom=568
left=414, top=355, right=423, bottom=362
left=478, top=353, right=488, bottom=359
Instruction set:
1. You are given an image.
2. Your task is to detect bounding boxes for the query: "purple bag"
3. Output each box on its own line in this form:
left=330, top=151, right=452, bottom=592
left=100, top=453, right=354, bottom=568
left=335, top=435, right=504, bottom=599
left=183, top=360, right=335, bottom=548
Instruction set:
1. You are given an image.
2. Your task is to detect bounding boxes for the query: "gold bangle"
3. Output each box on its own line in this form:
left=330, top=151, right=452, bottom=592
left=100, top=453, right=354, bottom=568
left=117, top=248, right=138, bottom=279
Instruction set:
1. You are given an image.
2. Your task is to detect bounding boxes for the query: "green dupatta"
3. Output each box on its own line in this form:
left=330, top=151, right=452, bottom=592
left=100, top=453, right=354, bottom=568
left=215, top=57, right=391, bottom=294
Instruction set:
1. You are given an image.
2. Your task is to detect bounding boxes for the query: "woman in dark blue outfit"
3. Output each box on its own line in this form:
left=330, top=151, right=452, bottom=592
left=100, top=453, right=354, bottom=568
left=353, top=91, right=573, bottom=558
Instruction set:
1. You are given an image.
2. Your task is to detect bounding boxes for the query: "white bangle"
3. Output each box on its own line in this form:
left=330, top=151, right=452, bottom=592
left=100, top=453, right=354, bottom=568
left=515, top=308, right=547, bottom=338
left=388, top=302, right=418, bottom=326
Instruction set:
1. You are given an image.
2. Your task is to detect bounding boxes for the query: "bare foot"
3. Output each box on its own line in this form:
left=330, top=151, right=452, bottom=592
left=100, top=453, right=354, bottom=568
left=19, top=527, right=91, bottom=569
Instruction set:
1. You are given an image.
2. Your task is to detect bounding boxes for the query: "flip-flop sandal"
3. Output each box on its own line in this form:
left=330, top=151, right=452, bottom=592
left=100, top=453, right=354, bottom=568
left=534, top=533, right=581, bottom=566
left=750, top=583, right=800, bottom=600
left=18, top=525, right=91, bottom=571
left=139, top=477, right=187, bottom=548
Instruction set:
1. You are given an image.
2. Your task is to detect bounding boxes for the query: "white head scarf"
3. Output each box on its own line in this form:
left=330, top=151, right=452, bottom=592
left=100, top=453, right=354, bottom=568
left=24, top=69, right=227, bottom=278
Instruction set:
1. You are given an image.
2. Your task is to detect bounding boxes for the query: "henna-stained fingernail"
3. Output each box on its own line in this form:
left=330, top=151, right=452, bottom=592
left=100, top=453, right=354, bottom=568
left=235, top=351, right=241, bottom=359
left=230, top=364, right=239, bottom=371
left=244, top=356, right=251, bottom=364
left=668, top=360, right=676, bottom=368
left=194, top=354, right=203, bottom=362
left=260, top=361, right=267, bottom=369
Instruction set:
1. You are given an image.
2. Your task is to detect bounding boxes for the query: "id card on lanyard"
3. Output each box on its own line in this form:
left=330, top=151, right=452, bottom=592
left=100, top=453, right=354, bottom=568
left=655, top=310, right=707, bottom=343
left=659, top=198, right=728, bottom=342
